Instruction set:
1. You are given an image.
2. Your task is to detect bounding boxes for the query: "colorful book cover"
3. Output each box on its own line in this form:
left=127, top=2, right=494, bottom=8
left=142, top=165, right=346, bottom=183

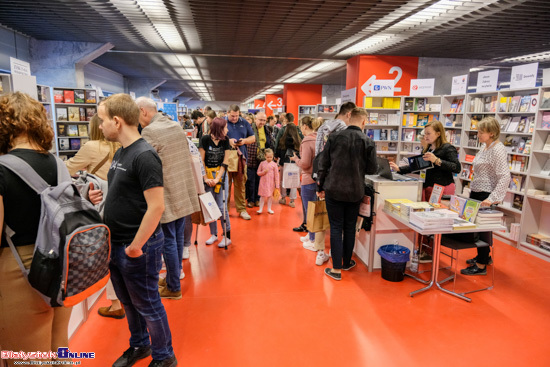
left=450, top=195, right=468, bottom=216
left=58, top=138, right=70, bottom=150
left=63, top=90, right=74, bottom=104
left=53, top=90, right=64, bottom=103
left=462, top=199, right=481, bottom=223
left=542, top=112, right=550, bottom=129
left=69, top=138, right=81, bottom=151
left=74, top=89, right=85, bottom=103
left=78, top=124, right=88, bottom=137
left=529, top=94, right=538, bottom=112
left=67, top=124, right=78, bottom=137
left=519, top=95, right=531, bottom=112
left=56, top=107, right=68, bottom=121
left=85, top=90, right=97, bottom=104
left=86, top=107, right=96, bottom=121
left=428, top=184, right=444, bottom=204
left=79, top=107, right=86, bottom=121
left=68, top=106, right=80, bottom=122
left=57, top=123, right=67, bottom=137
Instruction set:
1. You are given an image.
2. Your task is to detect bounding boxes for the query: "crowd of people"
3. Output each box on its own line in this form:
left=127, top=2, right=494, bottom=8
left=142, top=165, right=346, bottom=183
left=0, top=91, right=510, bottom=367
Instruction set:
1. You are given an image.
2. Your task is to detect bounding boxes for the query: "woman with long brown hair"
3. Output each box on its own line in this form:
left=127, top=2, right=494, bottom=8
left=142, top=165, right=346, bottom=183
left=276, top=122, right=302, bottom=208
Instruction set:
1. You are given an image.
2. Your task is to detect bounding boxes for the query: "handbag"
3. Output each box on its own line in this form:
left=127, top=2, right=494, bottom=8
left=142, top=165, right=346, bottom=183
left=306, top=200, right=330, bottom=232
left=282, top=163, right=300, bottom=189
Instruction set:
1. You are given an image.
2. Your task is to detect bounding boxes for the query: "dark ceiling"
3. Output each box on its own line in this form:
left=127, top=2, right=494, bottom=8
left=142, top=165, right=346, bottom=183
left=1, top=0, right=550, bottom=102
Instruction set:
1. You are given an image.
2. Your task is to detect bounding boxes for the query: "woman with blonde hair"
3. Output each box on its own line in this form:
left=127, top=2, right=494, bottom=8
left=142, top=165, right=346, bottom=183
left=0, top=92, right=72, bottom=366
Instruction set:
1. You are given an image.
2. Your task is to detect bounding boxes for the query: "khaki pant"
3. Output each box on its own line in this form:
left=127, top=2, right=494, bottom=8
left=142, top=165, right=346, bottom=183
left=0, top=245, right=72, bottom=367
left=228, top=170, right=247, bottom=214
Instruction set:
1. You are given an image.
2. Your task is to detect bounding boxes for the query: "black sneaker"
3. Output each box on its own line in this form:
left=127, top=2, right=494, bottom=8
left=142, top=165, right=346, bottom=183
left=460, top=264, right=487, bottom=276
left=113, top=346, right=152, bottom=367
left=466, top=256, right=493, bottom=265
left=342, top=259, right=356, bottom=271
left=148, top=355, right=177, bottom=367
left=324, top=268, right=341, bottom=280
left=293, top=223, right=308, bottom=232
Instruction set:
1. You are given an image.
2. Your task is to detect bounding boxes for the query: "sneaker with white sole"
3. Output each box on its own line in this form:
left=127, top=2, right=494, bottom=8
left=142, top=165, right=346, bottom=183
left=218, top=236, right=232, bottom=247
left=179, top=270, right=185, bottom=280
left=303, top=240, right=316, bottom=252
left=205, top=235, right=218, bottom=245
left=182, top=246, right=190, bottom=260
left=240, top=211, right=251, bottom=220
left=267, top=210, right=274, bottom=214
left=315, top=251, right=330, bottom=266
left=300, top=235, right=309, bottom=243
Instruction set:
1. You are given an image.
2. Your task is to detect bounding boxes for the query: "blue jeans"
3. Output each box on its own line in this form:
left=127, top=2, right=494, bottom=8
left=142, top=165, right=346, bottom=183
left=109, top=230, right=174, bottom=361
left=161, top=218, right=185, bottom=292
left=206, top=175, right=231, bottom=236
left=246, top=166, right=260, bottom=204
left=325, top=196, right=361, bottom=270
left=301, top=183, right=318, bottom=242
left=182, top=214, right=193, bottom=250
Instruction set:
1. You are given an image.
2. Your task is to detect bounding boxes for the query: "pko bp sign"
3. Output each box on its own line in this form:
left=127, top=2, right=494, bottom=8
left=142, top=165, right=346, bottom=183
left=58, top=347, right=96, bottom=359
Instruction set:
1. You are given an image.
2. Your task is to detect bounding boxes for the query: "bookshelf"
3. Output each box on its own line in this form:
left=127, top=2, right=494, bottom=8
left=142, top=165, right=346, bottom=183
left=53, top=87, right=98, bottom=160
left=298, top=105, right=316, bottom=121
left=36, top=84, right=56, bottom=155
left=316, top=104, right=338, bottom=120
left=177, top=105, right=188, bottom=119
left=363, top=97, right=402, bottom=162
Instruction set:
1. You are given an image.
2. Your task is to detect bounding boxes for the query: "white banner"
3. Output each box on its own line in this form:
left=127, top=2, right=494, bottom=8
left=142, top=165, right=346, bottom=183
left=544, top=68, right=550, bottom=86
left=369, top=80, right=395, bottom=96
left=341, top=88, right=356, bottom=103
left=10, top=57, right=31, bottom=76
left=476, top=69, right=499, bottom=92
left=451, top=74, right=468, bottom=95
left=409, top=78, right=435, bottom=96
left=510, top=62, right=538, bottom=89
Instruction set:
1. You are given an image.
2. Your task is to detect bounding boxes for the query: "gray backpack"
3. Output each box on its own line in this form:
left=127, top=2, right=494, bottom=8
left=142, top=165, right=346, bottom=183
left=0, top=154, right=111, bottom=307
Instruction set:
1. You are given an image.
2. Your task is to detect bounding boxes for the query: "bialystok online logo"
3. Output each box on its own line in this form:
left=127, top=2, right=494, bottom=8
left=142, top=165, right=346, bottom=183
left=1, top=347, right=95, bottom=361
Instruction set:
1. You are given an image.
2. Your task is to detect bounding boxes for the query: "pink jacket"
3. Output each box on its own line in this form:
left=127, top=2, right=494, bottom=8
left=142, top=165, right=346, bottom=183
left=294, top=132, right=317, bottom=186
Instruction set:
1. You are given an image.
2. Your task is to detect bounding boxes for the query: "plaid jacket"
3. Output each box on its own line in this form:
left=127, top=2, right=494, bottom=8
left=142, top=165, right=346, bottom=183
left=247, top=142, right=258, bottom=168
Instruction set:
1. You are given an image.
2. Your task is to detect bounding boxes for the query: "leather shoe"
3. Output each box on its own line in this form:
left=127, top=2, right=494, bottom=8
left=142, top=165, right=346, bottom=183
left=466, top=255, right=493, bottom=265
left=293, top=223, right=307, bottom=232
left=148, top=355, right=177, bottom=367
left=460, top=264, right=487, bottom=276
left=113, top=346, right=151, bottom=367
left=98, top=305, right=125, bottom=319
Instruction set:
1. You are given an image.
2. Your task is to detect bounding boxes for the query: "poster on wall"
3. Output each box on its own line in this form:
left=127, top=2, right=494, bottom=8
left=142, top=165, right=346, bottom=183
left=10, top=57, right=31, bottom=76
left=476, top=69, right=499, bottom=92
left=409, top=78, right=435, bottom=96
left=510, top=62, right=538, bottom=89
left=365, top=80, right=395, bottom=96
left=451, top=74, right=468, bottom=95
left=341, top=88, right=356, bottom=103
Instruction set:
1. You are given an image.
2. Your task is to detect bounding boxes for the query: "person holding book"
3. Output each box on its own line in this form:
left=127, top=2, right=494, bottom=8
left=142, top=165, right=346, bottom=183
left=390, top=120, right=461, bottom=201
left=461, top=117, right=510, bottom=276
left=65, top=114, right=125, bottom=319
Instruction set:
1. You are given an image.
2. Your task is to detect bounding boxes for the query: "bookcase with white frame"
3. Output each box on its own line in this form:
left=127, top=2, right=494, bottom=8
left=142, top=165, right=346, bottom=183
left=519, top=86, right=550, bottom=261
left=441, top=94, right=466, bottom=192
left=363, top=97, right=402, bottom=161
left=401, top=96, right=441, bottom=165
left=316, top=104, right=339, bottom=120
left=36, top=84, right=56, bottom=155
left=52, top=87, right=98, bottom=160
left=298, top=105, right=316, bottom=121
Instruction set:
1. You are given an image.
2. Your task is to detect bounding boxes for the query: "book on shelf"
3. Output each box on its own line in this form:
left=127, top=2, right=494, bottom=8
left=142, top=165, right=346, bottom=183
left=379, top=129, right=388, bottom=141
left=366, top=129, right=374, bottom=139
left=67, top=125, right=79, bottom=137
left=390, top=129, right=398, bottom=141
left=506, top=116, right=521, bottom=132
left=68, top=106, right=80, bottom=122
left=529, top=94, right=538, bottom=112
left=369, top=113, right=378, bottom=125
left=378, top=114, right=388, bottom=125
left=78, top=124, right=88, bottom=137
left=57, top=123, right=67, bottom=136
left=509, top=174, right=523, bottom=191
left=59, top=138, right=70, bottom=150
left=53, top=90, right=64, bottom=103
left=470, top=115, right=480, bottom=130
left=85, top=90, right=97, bottom=104
left=388, top=142, right=397, bottom=151
left=402, top=143, right=413, bottom=152
left=526, top=233, right=550, bottom=249
left=69, top=138, right=81, bottom=151
left=79, top=107, right=86, bottom=121
left=378, top=142, right=389, bottom=151
left=464, top=154, right=475, bottom=162
left=523, top=139, right=532, bottom=154
left=373, top=129, right=381, bottom=141
left=63, top=90, right=74, bottom=104
left=74, top=89, right=85, bottom=104
left=404, top=98, right=414, bottom=111
left=428, top=184, right=444, bottom=204
left=499, top=117, right=510, bottom=131
left=462, top=199, right=481, bottom=223
left=541, top=91, right=550, bottom=109
left=449, top=99, right=458, bottom=113
left=414, top=98, right=426, bottom=112
left=387, top=114, right=399, bottom=125
left=450, top=195, right=468, bottom=215
left=499, top=96, right=510, bottom=112
left=456, top=98, right=464, bottom=113
left=519, top=95, right=531, bottom=112
left=512, top=194, right=523, bottom=210
left=86, top=107, right=96, bottom=120
left=509, top=96, right=521, bottom=112
left=56, top=107, right=68, bottom=121
left=402, top=129, right=416, bottom=142
left=542, top=112, right=550, bottom=129
left=37, top=85, right=49, bottom=103
left=460, top=165, right=472, bottom=180
left=516, top=117, right=528, bottom=133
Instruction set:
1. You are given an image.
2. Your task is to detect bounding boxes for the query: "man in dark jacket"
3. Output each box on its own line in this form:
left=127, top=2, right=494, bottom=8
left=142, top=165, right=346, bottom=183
left=317, top=108, right=377, bottom=280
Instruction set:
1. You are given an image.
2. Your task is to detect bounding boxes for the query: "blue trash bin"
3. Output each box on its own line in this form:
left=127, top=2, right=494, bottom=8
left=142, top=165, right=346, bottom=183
left=378, top=244, right=411, bottom=282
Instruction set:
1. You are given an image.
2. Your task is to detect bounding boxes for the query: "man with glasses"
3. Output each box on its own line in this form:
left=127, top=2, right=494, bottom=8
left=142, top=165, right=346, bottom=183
left=246, top=112, right=272, bottom=207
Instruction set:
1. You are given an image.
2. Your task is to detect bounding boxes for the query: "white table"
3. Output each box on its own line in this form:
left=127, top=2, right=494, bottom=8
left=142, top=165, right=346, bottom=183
left=383, top=209, right=505, bottom=302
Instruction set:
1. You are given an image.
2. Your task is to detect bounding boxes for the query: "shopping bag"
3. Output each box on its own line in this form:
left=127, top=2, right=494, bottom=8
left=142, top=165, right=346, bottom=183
left=307, top=200, right=330, bottom=232
left=191, top=210, right=206, bottom=226
left=191, top=155, right=205, bottom=195
left=273, top=188, right=281, bottom=201
left=282, top=163, right=300, bottom=189
left=227, top=149, right=239, bottom=172
left=199, top=192, right=222, bottom=223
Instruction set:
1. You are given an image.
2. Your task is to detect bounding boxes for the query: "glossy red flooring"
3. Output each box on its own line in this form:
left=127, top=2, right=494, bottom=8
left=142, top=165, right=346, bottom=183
left=71, top=200, right=550, bottom=367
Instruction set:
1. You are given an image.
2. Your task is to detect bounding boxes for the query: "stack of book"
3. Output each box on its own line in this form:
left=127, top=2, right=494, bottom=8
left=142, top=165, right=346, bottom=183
left=384, top=199, right=413, bottom=214
left=526, top=233, right=550, bottom=252
left=399, top=202, right=433, bottom=220
left=409, top=211, right=456, bottom=230
left=475, top=210, right=503, bottom=226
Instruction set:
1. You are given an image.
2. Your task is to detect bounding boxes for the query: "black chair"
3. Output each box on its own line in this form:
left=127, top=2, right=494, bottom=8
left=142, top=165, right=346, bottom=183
left=438, top=231, right=494, bottom=299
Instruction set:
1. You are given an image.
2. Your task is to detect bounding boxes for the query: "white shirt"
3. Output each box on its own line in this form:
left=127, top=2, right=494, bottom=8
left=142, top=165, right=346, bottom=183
left=471, top=141, right=510, bottom=203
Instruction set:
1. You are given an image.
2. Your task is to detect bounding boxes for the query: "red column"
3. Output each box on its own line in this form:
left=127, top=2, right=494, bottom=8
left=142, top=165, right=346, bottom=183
left=283, top=84, right=322, bottom=123
left=346, top=55, right=419, bottom=107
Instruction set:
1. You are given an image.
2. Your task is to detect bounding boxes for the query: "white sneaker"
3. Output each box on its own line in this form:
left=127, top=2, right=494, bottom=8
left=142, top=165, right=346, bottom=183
left=205, top=235, right=218, bottom=245
left=303, top=240, right=316, bottom=252
left=240, top=211, right=251, bottom=220
left=315, top=251, right=330, bottom=266
left=182, top=246, right=190, bottom=260
left=300, top=235, right=309, bottom=243
left=267, top=210, right=274, bottom=214
left=179, top=270, right=185, bottom=279
left=257, top=210, right=263, bottom=214
left=218, top=236, right=232, bottom=248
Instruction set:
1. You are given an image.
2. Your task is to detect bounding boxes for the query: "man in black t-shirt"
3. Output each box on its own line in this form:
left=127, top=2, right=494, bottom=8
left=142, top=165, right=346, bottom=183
left=93, top=94, right=177, bottom=367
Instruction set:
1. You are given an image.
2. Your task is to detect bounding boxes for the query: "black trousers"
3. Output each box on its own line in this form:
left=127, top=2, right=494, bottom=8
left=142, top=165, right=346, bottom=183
left=470, top=191, right=491, bottom=265
left=325, top=196, right=361, bottom=270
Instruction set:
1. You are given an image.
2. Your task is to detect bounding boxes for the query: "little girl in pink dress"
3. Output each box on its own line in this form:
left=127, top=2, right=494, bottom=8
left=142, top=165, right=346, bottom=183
left=257, top=149, right=279, bottom=214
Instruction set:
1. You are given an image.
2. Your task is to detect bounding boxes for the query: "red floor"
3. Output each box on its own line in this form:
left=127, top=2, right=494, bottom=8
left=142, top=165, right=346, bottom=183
left=70, top=200, right=550, bottom=367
